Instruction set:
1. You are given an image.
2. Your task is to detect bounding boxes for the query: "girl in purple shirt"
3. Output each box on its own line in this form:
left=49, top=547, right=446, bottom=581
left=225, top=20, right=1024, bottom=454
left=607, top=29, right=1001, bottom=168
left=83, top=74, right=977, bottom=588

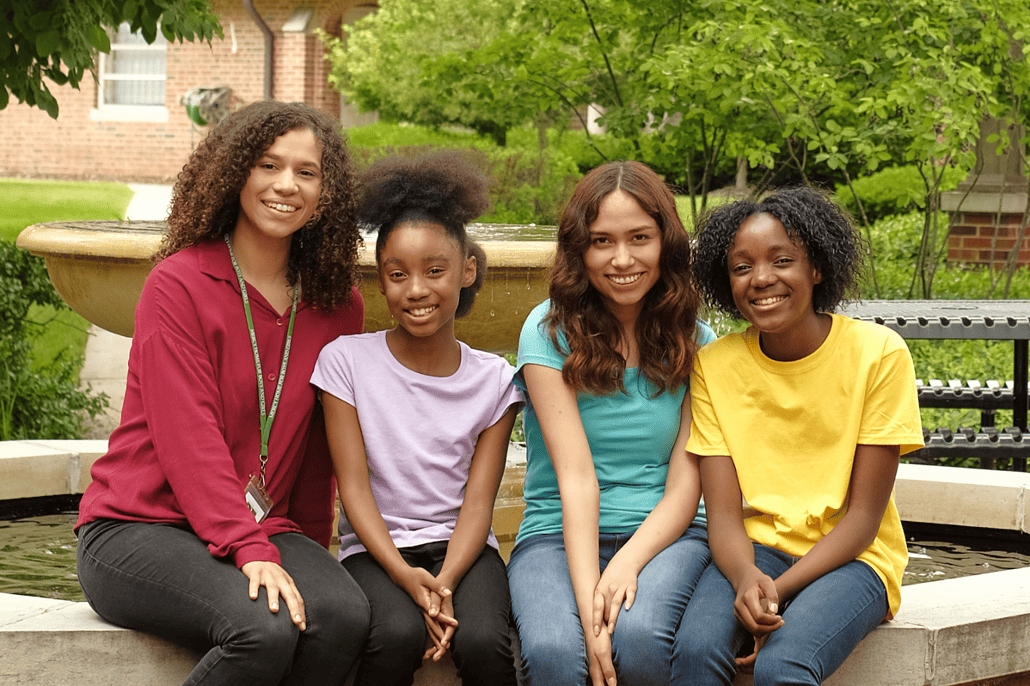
left=312, top=152, right=522, bottom=686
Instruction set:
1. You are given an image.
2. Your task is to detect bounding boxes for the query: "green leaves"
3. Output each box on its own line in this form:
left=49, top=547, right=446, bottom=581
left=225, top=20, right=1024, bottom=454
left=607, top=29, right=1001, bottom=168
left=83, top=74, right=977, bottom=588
left=86, top=25, right=111, bottom=52
left=2, top=0, right=221, bottom=119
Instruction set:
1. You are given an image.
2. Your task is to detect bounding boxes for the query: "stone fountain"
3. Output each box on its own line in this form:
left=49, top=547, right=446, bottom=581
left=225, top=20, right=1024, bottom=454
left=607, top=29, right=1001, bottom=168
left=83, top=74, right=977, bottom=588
left=16, top=220, right=554, bottom=353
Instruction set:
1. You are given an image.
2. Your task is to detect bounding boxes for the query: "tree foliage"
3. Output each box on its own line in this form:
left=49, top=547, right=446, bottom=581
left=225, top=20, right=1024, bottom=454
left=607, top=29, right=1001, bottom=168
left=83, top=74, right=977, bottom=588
left=321, top=0, right=534, bottom=145
left=329, top=0, right=1030, bottom=297
left=1, top=0, right=221, bottom=118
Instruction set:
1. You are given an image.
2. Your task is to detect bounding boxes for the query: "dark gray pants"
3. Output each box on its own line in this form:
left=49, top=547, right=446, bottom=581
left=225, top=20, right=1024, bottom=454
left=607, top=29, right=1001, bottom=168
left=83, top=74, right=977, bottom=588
left=77, top=518, right=370, bottom=686
left=343, top=542, right=517, bottom=686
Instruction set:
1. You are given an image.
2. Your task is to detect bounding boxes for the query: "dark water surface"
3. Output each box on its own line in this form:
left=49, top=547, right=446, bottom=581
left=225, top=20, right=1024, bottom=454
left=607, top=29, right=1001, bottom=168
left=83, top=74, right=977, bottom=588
left=1, top=513, right=1027, bottom=601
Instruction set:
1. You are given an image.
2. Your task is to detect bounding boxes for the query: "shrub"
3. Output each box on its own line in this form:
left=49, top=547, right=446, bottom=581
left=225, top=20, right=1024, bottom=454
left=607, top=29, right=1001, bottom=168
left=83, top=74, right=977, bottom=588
left=348, top=121, right=581, bottom=225
left=0, top=240, right=107, bottom=440
left=835, top=165, right=968, bottom=224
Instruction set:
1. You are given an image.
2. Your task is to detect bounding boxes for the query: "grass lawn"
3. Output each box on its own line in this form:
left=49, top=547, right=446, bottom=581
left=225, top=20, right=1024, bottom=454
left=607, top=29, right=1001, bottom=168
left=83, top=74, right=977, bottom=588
left=1, top=178, right=134, bottom=371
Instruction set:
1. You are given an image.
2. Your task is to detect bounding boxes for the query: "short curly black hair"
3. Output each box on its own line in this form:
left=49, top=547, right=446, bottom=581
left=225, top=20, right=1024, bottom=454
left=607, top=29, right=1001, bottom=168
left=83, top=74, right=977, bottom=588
left=358, top=151, right=490, bottom=318
left=693, top=186, right=865, bottom=319
left=158, top=100, right=361, bottom=311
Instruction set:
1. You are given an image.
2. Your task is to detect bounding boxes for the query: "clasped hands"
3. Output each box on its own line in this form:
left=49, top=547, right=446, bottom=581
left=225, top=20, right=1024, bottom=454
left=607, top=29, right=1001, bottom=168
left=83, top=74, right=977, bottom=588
left=584, top=561, right=639, bottom=686
left=398, top=565, right=459, bottom=662
left=732, top=567, right=785, bottom=670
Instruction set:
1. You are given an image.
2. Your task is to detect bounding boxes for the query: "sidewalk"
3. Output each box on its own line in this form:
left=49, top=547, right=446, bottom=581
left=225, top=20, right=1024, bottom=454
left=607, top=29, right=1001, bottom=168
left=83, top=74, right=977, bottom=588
left=80, top=184, right=173, bottom=439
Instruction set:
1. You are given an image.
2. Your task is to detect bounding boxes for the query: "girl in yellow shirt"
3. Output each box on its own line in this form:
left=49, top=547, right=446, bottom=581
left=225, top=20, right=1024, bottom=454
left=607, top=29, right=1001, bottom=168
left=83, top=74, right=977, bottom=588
left=680, top=187, right=922, bottom=686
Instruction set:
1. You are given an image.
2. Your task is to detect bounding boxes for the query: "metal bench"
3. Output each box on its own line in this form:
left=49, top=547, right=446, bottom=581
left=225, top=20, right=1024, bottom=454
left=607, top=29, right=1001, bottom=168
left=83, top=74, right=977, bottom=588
left=912, top=379, right=1030, bottom=469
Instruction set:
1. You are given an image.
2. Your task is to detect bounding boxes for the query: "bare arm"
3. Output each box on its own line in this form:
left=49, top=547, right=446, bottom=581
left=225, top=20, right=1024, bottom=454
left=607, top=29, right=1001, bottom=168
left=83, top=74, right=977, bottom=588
left=523, top=363, right=615, bottom=686
left=698, top=453, right=781, bottom=634
left=322, top=393, right=452, bottom=612
left=593, top=393, right=702, bottom=633
left=422, top=405, right=520, bottom=660
left=701, top=445, right=900, bottom=665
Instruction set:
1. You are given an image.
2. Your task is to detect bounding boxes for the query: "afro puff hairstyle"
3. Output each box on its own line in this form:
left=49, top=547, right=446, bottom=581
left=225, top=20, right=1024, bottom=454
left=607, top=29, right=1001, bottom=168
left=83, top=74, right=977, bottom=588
left=358, top=151, right=490, bottom=319
left=693, top=186, right=866, bottom=319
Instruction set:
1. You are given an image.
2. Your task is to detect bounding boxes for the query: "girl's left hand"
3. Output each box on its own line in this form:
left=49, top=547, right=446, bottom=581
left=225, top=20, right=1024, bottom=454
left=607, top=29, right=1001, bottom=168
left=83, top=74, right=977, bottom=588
left=592, top=560, right=638, bottom=634
left=422, top=593, right=458, bottom=661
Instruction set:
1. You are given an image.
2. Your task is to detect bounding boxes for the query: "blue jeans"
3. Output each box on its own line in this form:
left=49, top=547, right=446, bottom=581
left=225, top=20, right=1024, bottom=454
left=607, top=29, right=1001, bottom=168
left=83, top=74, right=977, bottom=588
left=675, top=543, right=889, bottom=686
left=508, top=525, right=711, bottom=686
left=77, top=518, right=370, bottom=686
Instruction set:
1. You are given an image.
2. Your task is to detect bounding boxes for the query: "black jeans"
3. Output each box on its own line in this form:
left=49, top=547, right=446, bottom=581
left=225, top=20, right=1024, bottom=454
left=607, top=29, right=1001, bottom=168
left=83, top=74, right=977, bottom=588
left=77, top=519, right=370, bottom=686
left=342, top=542, right=517, bottom=686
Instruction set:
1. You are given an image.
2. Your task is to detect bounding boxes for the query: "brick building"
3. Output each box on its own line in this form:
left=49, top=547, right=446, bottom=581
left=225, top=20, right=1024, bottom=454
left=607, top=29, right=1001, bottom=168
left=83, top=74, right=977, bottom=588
left=943, top=118, right=1029, bottom=268
left=0, top=1, right=378, bottom=183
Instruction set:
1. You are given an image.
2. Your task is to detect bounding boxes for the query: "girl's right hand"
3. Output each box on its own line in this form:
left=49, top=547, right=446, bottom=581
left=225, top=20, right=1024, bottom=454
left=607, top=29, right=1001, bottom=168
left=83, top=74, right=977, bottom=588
left=241, top=560, right=306, bottom=631
left=585, top=623, right=618, bottom=686
left=732, top=566, right=783, bottom=636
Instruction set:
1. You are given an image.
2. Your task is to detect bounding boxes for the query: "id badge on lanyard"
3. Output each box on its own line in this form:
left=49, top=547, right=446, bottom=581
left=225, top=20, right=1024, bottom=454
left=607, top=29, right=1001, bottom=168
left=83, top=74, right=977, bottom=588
left=225, top=235, right=298, bottom=523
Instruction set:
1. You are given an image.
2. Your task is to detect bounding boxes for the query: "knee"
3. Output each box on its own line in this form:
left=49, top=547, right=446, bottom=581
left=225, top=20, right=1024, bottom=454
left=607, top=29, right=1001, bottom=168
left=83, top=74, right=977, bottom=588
left=368, top=612, right=426, bottom=662
left=671, top=623, right=740, bottom=686
left=517, top=625, right=586, bottom=684
left=451, top=623, right=514, bottom=677
left=753, top=651, right=819, bottom=686
left=311, top=588, right=370, bottom=642
left=230, top=610, right=299, bottom=674
left=611, top=616, right=669, bottom=682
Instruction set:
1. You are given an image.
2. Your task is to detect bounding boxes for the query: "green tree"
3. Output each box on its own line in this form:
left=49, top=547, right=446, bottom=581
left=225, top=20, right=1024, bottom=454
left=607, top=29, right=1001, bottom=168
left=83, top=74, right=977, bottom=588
left=322, top=0, right=534, bottom=145
left=333, top=0, right=1030, bottom=298
left=1, top=0, right=221, bottom=118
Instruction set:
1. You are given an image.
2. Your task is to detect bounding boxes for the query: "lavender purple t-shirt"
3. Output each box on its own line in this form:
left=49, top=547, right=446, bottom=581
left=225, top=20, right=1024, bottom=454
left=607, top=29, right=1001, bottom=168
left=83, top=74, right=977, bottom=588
left=311, top=330, right=523, bottom=559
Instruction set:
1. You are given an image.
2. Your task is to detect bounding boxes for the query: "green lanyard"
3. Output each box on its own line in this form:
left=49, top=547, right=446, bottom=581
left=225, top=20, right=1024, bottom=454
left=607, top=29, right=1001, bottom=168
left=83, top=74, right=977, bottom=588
left=225, top=235, right=298, bottom=488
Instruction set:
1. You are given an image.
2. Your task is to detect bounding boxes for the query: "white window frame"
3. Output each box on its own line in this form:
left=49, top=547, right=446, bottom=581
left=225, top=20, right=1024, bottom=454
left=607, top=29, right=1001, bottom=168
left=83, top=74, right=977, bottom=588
left=91, top=23, right=169, bottom=122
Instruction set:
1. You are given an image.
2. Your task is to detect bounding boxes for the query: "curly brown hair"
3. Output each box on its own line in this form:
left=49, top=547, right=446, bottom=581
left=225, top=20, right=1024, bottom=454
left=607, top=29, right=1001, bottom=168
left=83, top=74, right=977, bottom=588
left=156, top=100, right=361, bottom=310
left=358, top=151, right=490, bottom=318
left=547, top=160, right=700, bottom=395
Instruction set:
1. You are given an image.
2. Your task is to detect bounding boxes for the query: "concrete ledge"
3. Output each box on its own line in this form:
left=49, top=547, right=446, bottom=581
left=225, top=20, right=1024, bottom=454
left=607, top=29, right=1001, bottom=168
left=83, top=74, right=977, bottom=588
left=0, top=440, right=107, bottom=501
left=3, top=441, right=1030, bottom=685
left=824, top=567, right=1030, bottom=686
left=0, top=595, right=198, bottom=685
left=895, top=463, right=1030, bottom=534
left=0, top=593, right=459, bottom=686
left=3, top=569, right=1029, bottom=685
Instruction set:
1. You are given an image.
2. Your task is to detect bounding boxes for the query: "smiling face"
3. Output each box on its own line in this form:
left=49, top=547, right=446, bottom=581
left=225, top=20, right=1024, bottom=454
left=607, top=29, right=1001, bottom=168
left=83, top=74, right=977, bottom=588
left=583, top=189, right=662, bottom=322
left=727, top=212, right=829, bottom=360
left=377, top=221, right=476, bottom=342
left=235, top=127, right=322, bottom=246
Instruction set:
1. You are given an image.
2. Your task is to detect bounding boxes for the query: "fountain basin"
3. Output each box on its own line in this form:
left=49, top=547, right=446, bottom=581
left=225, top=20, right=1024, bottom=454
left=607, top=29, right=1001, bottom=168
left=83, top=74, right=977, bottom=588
left=16, top=220, right=555, bottom=353
left=2, top=440, right=1030, bottom=686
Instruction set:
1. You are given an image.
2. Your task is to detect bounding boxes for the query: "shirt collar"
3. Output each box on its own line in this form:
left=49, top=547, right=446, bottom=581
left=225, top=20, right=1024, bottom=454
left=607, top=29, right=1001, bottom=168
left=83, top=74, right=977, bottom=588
left=195, top=237, right=311, bottom=312
left=196, top=236, right=237, bottom=284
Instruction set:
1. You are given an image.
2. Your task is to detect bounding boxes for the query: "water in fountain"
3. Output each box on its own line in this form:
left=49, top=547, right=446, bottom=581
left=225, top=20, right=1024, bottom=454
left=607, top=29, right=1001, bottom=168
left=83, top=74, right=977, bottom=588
left=2, top=508, right=1028, bottom=601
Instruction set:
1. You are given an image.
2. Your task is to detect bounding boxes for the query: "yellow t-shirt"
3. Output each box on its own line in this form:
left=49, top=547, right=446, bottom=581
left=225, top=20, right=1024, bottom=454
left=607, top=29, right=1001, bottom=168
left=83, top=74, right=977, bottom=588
left=687, top=314, right=923, bottom=618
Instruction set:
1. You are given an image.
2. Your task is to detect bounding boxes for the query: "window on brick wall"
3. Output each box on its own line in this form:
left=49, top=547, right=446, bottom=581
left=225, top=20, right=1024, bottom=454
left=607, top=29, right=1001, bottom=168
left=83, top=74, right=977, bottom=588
left=91, top=23, right=168, bottom=122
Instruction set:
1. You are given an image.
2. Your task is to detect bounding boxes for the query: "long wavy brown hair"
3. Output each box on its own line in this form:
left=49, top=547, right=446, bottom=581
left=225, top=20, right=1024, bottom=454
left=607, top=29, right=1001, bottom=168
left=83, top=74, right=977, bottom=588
left=156, top=100, right=361, bottom=311
left=546, top=160, right=700, bottom=395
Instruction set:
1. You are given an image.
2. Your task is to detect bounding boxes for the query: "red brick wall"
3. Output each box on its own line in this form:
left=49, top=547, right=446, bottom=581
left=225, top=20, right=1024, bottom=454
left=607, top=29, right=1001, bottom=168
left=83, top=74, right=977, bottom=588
left=948, top=212, right=1030, bottom=267
left=0, top=0, right=363, bottom=183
